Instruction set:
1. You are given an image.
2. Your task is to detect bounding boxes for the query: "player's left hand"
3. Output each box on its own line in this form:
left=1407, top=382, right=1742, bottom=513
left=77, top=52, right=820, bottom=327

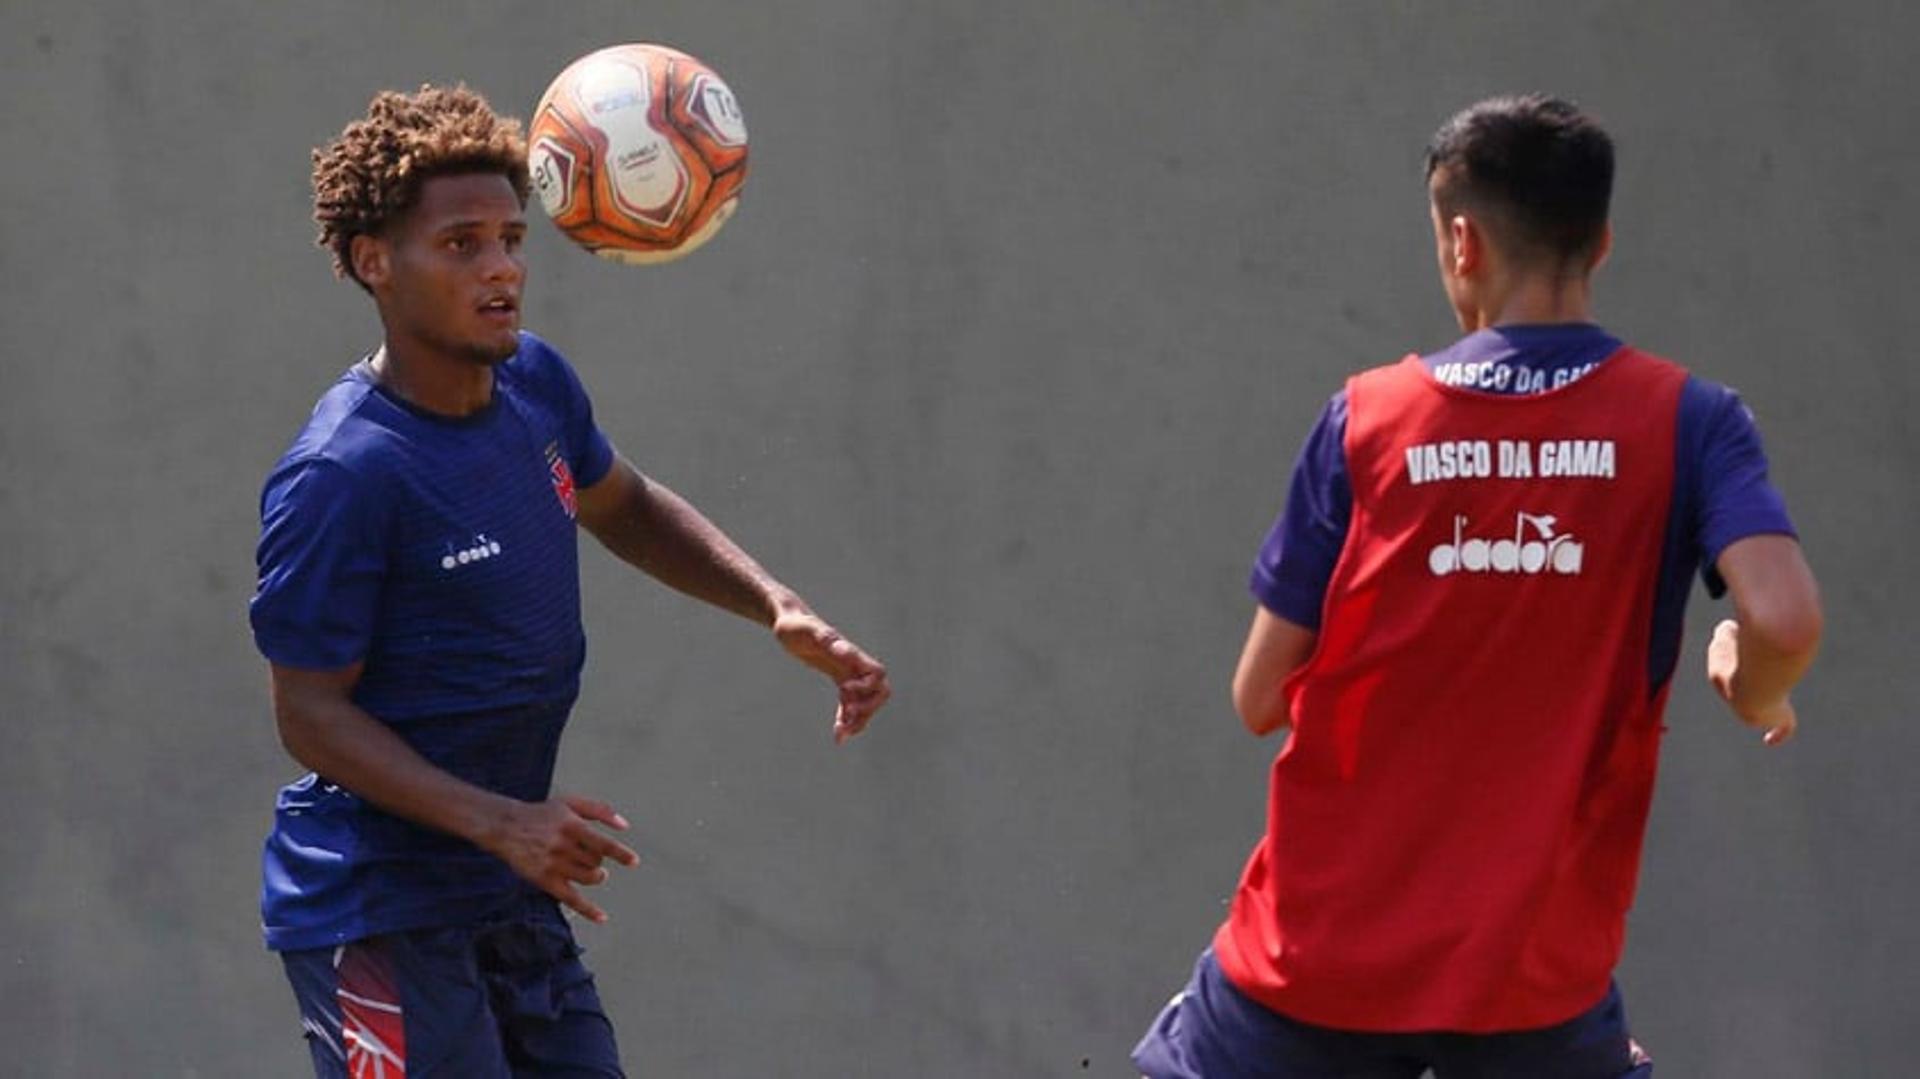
left=772, top=608, right=891, bottom=744
left=1706, top=618, right=1797, bottom=746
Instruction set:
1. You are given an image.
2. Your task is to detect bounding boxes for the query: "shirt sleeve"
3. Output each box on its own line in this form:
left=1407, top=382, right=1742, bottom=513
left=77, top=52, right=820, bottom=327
left=249, top=458, right=389, bottom=670
left=544, top=345, right=616, bottom=489
left=1687, top=382, right=1798, bottom=596
left=1250, top=391, right=1352, bottom=629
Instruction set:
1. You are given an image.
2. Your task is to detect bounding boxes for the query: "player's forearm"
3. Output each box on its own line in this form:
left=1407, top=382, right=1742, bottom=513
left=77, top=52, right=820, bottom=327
left=1715, top=535, right=1823, bottom=725
left=274, top=689, right=517, bottom=849
left=1231, top=608, right=1318, bottom=736
left=1232, top=671, right=1290, bottom=736
left=596, top=471, right=799, bottom=626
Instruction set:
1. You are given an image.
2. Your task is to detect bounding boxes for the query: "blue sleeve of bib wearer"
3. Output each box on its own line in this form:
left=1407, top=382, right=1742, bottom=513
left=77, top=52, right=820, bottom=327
left=1250, top=391, right=1352, bottom=630
left=250, top=458, right=389, bottom=670
left=1691, top=383, right=1796, bottom=595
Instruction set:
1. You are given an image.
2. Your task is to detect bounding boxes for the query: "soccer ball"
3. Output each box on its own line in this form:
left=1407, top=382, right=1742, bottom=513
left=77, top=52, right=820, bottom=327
left=528, top=43, right=748, bottom=265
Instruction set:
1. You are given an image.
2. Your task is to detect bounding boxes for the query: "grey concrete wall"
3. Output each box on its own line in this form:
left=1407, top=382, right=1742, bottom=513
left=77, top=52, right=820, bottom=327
left=3, top=1, right=1915, bottom=1075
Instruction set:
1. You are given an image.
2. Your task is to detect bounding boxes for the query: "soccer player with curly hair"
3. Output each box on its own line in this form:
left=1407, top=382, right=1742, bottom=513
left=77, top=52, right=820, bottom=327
left=1133, top=96, right=1822, bottom=1077
left=253, top=84, right=891, bottom=1077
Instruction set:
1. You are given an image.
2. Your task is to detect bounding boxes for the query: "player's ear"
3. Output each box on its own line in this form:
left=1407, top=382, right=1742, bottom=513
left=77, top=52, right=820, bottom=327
left=1588, top=222, right=1614, bottom=273
left=350, top=233, right=391, bottom=289
left=1449, top=214, right=1479, bottom=276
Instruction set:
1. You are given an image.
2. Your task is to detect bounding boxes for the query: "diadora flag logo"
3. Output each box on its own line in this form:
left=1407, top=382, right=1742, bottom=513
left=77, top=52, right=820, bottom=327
left=545, top=441, right=578, bottom=519
left=441, top=534, right=502, bottom=571
left=1429, top=511, right=1584, bottom=577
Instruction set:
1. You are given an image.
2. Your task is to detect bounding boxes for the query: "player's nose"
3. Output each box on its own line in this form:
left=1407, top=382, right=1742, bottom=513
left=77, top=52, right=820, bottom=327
left=480, top=241, right=524, bottom=285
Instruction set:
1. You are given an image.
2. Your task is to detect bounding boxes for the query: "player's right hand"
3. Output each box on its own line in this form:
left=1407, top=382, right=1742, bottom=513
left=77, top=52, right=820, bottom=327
left=487, top=794, right=640, bottom=923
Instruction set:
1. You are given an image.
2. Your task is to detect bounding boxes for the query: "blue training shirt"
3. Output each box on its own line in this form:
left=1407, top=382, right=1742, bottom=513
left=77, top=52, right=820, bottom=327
left=1252, top=323, right=1797, bottom=693
left=251, top=331, right=615, bottom=951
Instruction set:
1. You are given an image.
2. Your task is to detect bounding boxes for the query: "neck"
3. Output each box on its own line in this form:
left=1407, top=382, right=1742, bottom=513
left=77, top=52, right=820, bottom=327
left=1459, top=269, right=1595, bottom=332
left=369, top=338, right=495, bottom=417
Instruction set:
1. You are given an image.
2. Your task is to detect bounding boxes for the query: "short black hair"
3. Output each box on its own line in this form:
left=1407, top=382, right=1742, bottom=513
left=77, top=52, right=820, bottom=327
left=1425, top=95, right=1614, bottom=268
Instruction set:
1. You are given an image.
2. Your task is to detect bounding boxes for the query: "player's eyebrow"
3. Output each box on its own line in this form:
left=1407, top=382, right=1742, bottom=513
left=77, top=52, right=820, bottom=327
left=433, top=217, right=527, bottom=235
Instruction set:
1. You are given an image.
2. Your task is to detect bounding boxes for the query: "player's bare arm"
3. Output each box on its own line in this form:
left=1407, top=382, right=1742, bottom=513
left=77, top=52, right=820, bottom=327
left=1231, top=607, right=1318, bottom=737
left=1707, top=534, right=1824, bottom=745
left=269, top=662, right=639, bottom=922
left=575, top=457, right=891, bottom=743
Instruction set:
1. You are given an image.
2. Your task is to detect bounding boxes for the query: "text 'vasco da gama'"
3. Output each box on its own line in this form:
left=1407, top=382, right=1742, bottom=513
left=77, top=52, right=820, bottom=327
left=1404, top=439, right=1616, bottom=486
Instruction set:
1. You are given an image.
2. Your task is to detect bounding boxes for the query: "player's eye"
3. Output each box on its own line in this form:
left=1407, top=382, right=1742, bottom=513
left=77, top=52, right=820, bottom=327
left=504, top=232, right=525, bottom=254
left=445, top=235, right=476, bottom=255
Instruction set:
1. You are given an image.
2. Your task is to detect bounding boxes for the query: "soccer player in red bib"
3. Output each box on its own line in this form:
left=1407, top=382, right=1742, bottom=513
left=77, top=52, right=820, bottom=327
left=1133, top=96, right=1823, bottom=1078
left=253, top=86, right=890, bottom=1077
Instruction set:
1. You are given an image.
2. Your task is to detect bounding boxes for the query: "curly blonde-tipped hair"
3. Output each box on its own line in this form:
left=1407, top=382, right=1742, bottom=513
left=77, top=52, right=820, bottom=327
left=311, top=84, right=531, bottom=287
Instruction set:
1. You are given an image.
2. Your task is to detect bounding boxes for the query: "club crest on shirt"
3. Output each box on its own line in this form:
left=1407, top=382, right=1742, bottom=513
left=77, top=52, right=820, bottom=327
left=545, top=441, right=578, bottom=519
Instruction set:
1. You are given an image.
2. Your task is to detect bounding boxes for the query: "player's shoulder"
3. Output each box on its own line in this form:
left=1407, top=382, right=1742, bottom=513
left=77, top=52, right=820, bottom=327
left=501, top=330, right=584, bottom=382
left=269, top=364, right=403, bottom=485
left=1614, top=347, right=1765, bottom=450
left=506, top=328, right=568, bottom=369
left=1616, top=342, right=1737, bottom=408
left=1609, top=342, right=1697, bottom=384
left=1678, top=372, right=1764, bottom=448
left=499, top=330, right=593, bottom=402
left=1341, top=352, right=1425, bottom=406
left=1355, top=351, right=1424, bottom=380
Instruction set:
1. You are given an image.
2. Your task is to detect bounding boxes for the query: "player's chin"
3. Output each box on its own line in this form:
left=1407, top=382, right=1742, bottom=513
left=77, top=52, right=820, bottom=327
left=464, top=324, right=522, bottom=365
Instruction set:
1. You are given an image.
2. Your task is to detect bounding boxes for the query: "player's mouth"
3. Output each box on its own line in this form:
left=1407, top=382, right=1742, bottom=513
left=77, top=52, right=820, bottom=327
left=478, top=294, right=519, bottom=324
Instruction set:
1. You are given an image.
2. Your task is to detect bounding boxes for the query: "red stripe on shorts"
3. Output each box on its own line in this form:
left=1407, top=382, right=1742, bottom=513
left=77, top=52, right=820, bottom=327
left=336, top=942, right=407, bottom=1078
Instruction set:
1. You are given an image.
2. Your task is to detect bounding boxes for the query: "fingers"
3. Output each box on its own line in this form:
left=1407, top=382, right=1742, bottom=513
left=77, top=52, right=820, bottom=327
left=1762, top=705, right=1798, bottom=747
left=832, top=669, right=892, bottom=744
left=557, top=833, right=632, bottom=879
left=1705, top=619, right=1739, bottom=700
left=830, top=643, right=887, bottom=699
left=772, top=613, right=892, bottom=744
left=544, top=821, right=634, bottom=925
left=834, top=712, right=875, bottom=744
left=551, top=881, right=609, bottom=925
left=496, top=797, right=644, bottom=925
left=562, top=794, right=630, bottom=831
left=581, top=831, right=641, bottom=869
left=560, top=798, right=641, bottom=863
left=840, top=667, right=888, bottom=700
left=540, top=842, right=615, bottom=925
left=579, top=827, right=640, bottom=867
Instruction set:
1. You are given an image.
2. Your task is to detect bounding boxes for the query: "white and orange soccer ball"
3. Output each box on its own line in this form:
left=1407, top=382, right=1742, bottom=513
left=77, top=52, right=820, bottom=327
left=528, top=43, right=748, bottom=264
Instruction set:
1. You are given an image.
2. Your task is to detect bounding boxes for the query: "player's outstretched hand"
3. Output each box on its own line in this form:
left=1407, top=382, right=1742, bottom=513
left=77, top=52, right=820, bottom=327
left=772, top=607, right=892, bottom=744
left=1706, top=618, right=1797, bottom=746
left=486, top=795, right=640, bottom=923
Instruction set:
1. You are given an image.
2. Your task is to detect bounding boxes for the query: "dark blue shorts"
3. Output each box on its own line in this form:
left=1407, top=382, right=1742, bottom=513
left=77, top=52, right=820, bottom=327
left=280, top=893, right=622, bottom=1077
left=1133, top=949, right=1653, bottom=1079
